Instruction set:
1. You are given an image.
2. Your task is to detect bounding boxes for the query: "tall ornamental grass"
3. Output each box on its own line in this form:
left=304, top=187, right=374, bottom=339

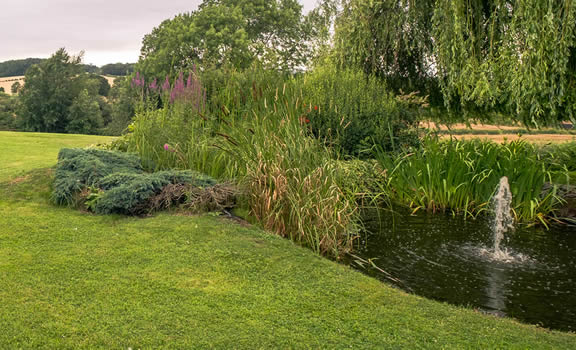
left=376, top=138, right=566, bottom=224
left=125, top=68, right=359, bottom=257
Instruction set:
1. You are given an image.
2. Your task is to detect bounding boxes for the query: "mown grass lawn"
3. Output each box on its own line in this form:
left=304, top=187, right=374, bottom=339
left=0, top=131, right=574, bottom=348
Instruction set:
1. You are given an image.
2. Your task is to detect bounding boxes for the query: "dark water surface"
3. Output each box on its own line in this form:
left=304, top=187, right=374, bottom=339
left=353, top=209, right=576, bottom=331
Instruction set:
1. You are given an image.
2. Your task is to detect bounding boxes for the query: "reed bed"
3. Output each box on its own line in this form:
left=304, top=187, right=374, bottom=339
left=376, top=138, right=566, bottom=224
left=126, top=70, right=359, bottom=257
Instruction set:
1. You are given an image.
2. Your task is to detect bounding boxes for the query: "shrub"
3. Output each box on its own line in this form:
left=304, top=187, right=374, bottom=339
left=52, top=148, right=223, bottom=215
left=300, top=65, right=421, bottom=158
left=52, top=148, right=143, bottom=205
left=91, top=170, right=216, bottom=215
left=0, top=93, right=18, bottom=130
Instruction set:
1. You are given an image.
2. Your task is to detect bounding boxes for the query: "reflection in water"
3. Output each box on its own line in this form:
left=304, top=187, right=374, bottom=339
left=355, top=208, right=576, bottom=331
left=484, top=266, right=507, bottom=316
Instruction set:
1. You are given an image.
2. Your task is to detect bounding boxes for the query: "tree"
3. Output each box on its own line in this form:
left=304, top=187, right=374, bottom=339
left=105, top=77, right=137, bottom=135
left=137, top=0, right=313, bottom=78
left=11, top=81, right=21, bottom=94
left=432, top=0, right=576, bottom=125
left=66, top=89, right=103, bottom=134
left=331, top=0, right=576, bottom=125
left=0, top=87, right=4, bottom=93
left=85, top=74, right=111, bottom=96
left=0, top=93, right=18, bottom=130
left=332, top=0, right=438, bottom=99
left=18, top=48, right=84, bottom=132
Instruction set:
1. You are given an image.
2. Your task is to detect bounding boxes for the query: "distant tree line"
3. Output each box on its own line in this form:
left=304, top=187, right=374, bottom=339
left=101, top=63, right=135, bottom=76
left=0, top=58, right=135, bottom=77
left=0, top=58, right=45, bottom=77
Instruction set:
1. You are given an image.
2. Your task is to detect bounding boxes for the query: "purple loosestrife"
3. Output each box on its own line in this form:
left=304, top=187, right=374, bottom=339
left=170, top=72, right=186, bottom=103
left=162, top=76, right=171, bottom=91
left=149, top=78, right=158, bottom=91
left=131, top=72, right=145, bottom=88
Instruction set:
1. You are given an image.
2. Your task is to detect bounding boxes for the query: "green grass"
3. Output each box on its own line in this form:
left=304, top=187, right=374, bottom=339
left=0, top=132, right=574, bottom=348
left=0, top=131, right=113, bottom=180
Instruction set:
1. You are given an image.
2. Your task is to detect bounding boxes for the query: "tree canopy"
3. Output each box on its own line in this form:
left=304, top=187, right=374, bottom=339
left=18, top=48, right=104, bottom=133
left=137, top=0, right=314, bottom=78
left=331, top=0, right=576, bottom=125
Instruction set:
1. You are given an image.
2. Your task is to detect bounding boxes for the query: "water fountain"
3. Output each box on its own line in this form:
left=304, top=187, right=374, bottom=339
left=490, top=176, right=515, bottom=260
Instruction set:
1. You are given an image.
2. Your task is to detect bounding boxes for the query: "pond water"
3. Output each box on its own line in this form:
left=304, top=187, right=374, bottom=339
left=353, top=209, right=576, bottom=331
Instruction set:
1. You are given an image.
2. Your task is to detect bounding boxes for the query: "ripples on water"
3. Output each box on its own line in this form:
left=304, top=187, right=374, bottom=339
left=353, top=209, right=576, bottom=331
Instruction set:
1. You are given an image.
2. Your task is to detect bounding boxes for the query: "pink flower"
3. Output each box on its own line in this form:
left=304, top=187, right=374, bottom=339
left=149, top=78, right=158, bottom=90
left=162, top=76, right=171, bottom=91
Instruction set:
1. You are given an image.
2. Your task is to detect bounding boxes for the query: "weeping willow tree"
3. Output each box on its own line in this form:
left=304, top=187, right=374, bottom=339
left=332, top=0, right=576, bottom=125
left=433, top=0, right=576, bottom=126
left=333, top=0, right=438, bottom=96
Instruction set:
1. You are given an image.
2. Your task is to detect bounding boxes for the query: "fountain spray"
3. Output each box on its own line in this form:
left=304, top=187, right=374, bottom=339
left=491, top=176, right=514, bottom=258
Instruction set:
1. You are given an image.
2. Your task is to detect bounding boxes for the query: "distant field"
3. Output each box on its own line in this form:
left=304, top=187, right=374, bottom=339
left=0, top=76, right=24, bottom=95
left=447, top=133, right=576, bottom=143
left=422, top=121, right=576, bottom=144
left=0, top=75, right=117, bottom=96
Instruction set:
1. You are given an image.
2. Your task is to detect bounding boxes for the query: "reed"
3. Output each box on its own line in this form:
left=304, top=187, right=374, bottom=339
left=376, top=137, right=566, bottom=224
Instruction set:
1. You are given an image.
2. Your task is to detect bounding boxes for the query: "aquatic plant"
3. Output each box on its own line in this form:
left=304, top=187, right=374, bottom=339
left=375, top=138, right=565, bottom=224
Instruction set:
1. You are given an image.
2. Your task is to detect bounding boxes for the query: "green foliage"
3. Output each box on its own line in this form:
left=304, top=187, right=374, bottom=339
left=10, top=81, right=21, bottom=94
left=301, top=65, right=421, bottom=157
left=92, top=170, right=216, bottom=215
left=86, top=74, right=111, bottom=96
left=539, top=142, right=576, bottom=181
left=333, top=0, right=437, bottom=95
left=331, top=0, right=576, bottom=124
left=0, top=93, right=18, bottom=130
left=104, top=77, right=137, bottom=136
left=66, top=89, right=104, bottom=134
left=16, top=49, right=115, bottom=134
left=101, top=63, right=135, bottom=76
left=52, top=147, right=218, bottom=215
left=82, top=64, right=100, bottom=74
left=376, top=138, right=566, bottom=224
left=126, top=69, right=360, bottom=257
left=432, top=0, right=576, bottom=125
left=137, top=0, right=314, bottom=78
left=17, top=49, right=83, bottom=132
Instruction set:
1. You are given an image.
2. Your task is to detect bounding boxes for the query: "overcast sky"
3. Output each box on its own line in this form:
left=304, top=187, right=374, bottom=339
left=0, top=0, right=318, bottom=66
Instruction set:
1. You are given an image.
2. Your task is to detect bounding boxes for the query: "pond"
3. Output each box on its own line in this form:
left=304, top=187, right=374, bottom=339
left=353, top=208, right=576, bottom=331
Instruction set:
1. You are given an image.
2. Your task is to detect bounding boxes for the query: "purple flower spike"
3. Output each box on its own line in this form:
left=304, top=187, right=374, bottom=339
left=131, top=72, right=145, bottom=87
left=162, top=76, right=171, bottom=91
left=186, top=73, right=193, bottom=88
left=149, top=78, right=158, bottom=90
left=164, top=143, right=170, bottom=151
